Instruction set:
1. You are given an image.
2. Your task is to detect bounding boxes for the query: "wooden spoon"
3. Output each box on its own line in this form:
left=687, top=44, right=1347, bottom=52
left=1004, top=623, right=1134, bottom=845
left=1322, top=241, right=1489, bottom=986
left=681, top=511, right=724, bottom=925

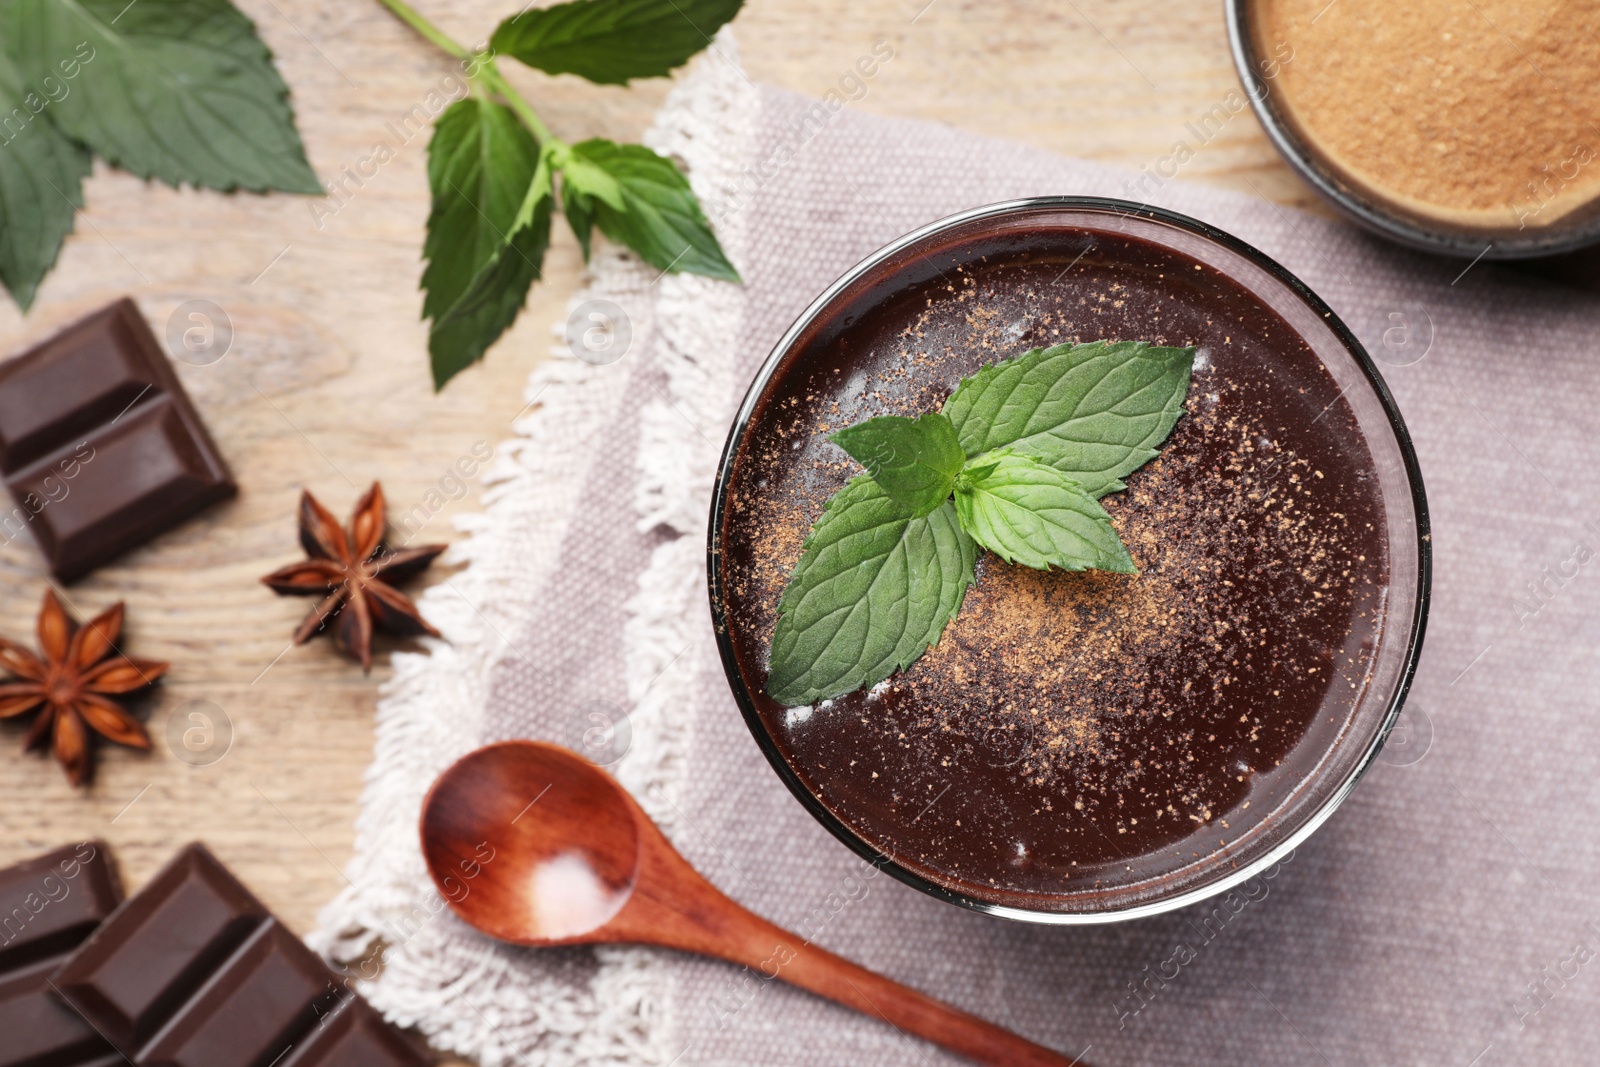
left=420, top=740, right=1085, bottom=1067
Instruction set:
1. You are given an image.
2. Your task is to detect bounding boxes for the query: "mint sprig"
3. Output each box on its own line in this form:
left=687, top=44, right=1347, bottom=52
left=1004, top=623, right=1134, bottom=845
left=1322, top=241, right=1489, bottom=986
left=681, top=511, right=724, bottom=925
left=0, top=0, right=742, bottom=371
left=767, top=340, right=1196, bottom=706
left=0, top=0, right=320, bottom=310
left=379, top=0, right=745, bottom=388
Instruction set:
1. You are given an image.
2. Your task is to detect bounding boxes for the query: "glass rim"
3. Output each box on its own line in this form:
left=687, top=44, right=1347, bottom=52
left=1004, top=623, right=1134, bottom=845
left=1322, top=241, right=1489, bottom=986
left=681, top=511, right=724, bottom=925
left=706, top=196, right=1433, bottom=924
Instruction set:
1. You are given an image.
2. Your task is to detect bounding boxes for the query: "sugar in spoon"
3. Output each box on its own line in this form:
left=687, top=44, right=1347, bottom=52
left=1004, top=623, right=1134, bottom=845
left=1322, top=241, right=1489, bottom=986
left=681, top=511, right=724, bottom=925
left=419, top=740, right=1086, bottom=1067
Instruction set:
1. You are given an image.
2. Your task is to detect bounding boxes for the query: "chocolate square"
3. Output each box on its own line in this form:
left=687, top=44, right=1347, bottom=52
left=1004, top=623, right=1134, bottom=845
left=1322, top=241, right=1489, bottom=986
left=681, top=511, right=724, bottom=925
left=0, top=842, right=124, bottom=1067
left=0, top=298, right=236, bottom=580
left=53, top=843, right=432, bottom=1067
left=53, top=843, right=269, bottom=1050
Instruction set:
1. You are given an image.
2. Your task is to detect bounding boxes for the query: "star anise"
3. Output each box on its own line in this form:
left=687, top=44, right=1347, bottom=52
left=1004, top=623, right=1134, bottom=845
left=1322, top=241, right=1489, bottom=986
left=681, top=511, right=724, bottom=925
left=261, top=482, right=446, bottom=671
left=0, top=591, right=167, bottom=787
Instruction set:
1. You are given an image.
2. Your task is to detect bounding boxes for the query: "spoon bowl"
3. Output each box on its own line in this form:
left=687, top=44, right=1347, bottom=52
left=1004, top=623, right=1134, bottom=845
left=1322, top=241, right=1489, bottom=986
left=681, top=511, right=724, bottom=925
left=421, top=740, right=638, bottom=943
left=420, top=740, right=1086, bottom=1067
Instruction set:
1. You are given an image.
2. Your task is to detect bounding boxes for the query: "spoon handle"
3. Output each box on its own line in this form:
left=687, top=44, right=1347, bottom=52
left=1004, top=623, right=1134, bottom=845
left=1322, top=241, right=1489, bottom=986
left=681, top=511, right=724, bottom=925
left=623, top=875, right=1087, bottom=1066
left=769, top=921, right=1086, bottom=1067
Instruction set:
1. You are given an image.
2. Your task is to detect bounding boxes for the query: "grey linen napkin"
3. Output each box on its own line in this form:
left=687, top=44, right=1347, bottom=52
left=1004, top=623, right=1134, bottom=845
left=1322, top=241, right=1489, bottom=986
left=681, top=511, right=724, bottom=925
left=321, top=43, right=1600, bottom=1067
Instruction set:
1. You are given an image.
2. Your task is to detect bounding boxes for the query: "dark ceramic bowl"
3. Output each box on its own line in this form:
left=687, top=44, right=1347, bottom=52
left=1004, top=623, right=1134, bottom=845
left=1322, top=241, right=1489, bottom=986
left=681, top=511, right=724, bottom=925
left=708, top=198, right=1429, bottom=923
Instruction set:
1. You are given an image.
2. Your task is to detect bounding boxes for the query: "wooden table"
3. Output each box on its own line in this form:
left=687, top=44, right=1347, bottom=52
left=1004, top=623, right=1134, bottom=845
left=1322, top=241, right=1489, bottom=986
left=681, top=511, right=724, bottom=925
left=0, top=1, right=1310, bottom=1061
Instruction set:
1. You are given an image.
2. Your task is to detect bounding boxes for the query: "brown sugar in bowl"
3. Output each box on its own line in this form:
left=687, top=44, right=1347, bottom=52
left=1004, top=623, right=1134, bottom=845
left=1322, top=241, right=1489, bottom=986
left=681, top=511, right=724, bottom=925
left=1228, top=0, right=1600, bottom=258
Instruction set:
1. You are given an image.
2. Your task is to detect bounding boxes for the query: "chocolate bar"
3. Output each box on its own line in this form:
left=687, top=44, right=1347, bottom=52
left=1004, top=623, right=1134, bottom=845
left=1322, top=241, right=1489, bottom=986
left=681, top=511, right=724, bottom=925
left=0, top=298, right=236, bottom=581
left=53, top=842, right=431, bottom=1067
left=0, top=841, right=124, bottom=1067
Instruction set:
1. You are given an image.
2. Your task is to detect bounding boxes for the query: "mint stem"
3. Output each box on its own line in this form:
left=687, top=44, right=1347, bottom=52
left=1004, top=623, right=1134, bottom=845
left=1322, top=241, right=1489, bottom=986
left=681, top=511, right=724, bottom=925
left=372, top=0, right=564, bottom=150
left=478, top=62, right=559, bottom=147
left=372, top=0, right=467, bottom=58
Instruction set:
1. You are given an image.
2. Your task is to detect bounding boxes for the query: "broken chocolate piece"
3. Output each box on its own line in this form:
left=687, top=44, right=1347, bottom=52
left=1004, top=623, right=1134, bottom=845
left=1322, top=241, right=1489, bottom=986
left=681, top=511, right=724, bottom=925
left=0, top=298, right=236, bottom=581
left=0, top=840, right=124, bottom=1067
left=53, top=842, right=431, bottom=1067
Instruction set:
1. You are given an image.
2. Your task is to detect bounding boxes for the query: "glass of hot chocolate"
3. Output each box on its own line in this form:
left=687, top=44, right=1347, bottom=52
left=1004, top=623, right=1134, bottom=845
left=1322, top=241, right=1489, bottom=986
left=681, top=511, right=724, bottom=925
left=708, top=198, right=1429, bottom=922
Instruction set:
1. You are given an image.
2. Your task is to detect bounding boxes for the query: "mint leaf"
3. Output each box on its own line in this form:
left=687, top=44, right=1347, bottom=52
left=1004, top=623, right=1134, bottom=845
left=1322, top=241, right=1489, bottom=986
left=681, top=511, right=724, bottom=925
left=0, top=50, right=89, bottom=310
left=558, top=145, right=626, bottom=209
left=830, top=413, right=964, bottom=518
left=428, top=167, right=552, bottom=388
left=564, top=138, right=738, bottom=281
left=556, top=141, right=626, bottom=264
left=561, top=176, right=596, bottom=262
left=423, top=99, right=541, bottom=322
left=942, top=341, right=1194, bottom=497
left=7, top=0, right=321, bottom=194
left=490, top=0, right=743, bottom=86
left=767, top=475, right=976, bottom=706
left=953, top=452, right=1135, bottom=574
